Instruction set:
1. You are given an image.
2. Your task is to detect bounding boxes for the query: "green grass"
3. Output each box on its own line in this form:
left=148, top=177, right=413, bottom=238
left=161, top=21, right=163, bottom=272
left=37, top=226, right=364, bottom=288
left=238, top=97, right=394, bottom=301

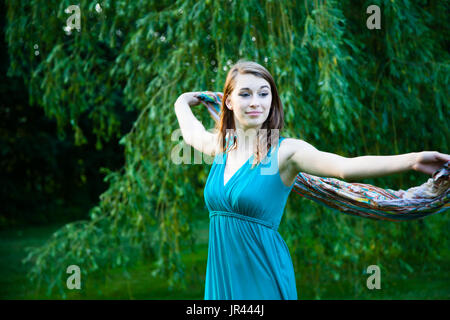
left=0, top=220, right=448, bottom=299
left=0, top=220, right=209, bottom=300
left=296, top=270, right=450, bottom=300
left=0, top=222, right=67, bottom=299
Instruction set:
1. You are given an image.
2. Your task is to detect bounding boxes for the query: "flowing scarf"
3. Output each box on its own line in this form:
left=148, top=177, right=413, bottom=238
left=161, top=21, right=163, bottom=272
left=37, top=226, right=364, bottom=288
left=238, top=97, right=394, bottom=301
left=196, top=91, right=449, bottom=221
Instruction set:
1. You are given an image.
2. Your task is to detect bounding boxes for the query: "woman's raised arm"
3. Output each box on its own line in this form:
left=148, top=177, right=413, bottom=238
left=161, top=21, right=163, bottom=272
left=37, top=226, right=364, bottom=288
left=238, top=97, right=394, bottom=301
left=174, top=92, right=219, bottom=157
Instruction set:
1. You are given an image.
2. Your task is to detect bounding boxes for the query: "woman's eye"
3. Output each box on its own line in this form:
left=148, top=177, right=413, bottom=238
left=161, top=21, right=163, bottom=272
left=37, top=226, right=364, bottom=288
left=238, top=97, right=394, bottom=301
left=239, top=93, right=268, bottom=97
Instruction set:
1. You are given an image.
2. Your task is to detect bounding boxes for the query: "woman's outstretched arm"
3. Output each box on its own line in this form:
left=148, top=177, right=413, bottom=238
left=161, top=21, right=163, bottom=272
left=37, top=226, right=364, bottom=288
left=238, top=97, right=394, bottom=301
left=341, top=150, right=450, bottom=180
left=283, top=138, right=450, bottom=181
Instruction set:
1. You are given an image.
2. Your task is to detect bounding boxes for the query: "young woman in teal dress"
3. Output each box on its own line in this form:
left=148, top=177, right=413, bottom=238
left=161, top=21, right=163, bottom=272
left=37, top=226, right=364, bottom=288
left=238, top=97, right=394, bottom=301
left=174, top=60, right=450, bottom=300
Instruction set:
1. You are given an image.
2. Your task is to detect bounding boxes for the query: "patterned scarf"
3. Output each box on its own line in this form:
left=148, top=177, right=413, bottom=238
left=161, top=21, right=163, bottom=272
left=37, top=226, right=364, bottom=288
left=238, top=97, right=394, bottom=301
left=196, top=91, right=449, bottom=221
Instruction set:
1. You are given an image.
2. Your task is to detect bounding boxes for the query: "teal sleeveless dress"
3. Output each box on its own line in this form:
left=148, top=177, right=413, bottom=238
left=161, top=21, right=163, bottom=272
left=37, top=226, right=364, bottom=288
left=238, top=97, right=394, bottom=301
left=203, top=136, right=297, bottom=300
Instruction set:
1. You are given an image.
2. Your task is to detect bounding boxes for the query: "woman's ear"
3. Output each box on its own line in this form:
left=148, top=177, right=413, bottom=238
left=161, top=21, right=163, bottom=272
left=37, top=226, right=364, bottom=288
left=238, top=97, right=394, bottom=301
left=225, top=97, right=232, bottom=110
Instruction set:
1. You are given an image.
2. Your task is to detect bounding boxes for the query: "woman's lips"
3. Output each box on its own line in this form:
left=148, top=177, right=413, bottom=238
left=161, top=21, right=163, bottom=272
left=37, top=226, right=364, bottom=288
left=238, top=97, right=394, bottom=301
left=247, top=112, right=262, bottom=116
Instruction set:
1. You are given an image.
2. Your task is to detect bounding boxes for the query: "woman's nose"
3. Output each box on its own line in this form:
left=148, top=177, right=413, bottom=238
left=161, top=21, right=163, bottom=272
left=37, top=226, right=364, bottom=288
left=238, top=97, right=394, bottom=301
left=250, top=96, right=261, bottom=107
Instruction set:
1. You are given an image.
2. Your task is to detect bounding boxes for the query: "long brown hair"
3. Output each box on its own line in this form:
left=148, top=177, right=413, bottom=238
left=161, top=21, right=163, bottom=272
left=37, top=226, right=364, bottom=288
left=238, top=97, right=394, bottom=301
left=215, top=60, right=285, bottom=168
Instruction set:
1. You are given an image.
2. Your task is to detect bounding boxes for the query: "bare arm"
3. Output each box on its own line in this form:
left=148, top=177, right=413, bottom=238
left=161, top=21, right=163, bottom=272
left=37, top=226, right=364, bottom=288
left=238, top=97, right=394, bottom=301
left=341, top=153, right=417, bottom=181
left=286, top=138, right=417, bottom=181
left=174, top=93, right=219, bottom=157
left=285, top=139, right=347, bottom=180
left=286, top=138, right=449, bottom=181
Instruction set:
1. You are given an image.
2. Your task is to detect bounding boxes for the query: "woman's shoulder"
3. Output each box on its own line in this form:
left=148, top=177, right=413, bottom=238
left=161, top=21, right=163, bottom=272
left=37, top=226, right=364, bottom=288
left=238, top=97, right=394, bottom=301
left=278, top=137, right=308, bottom=169
left=280, top=136, right=309, bottom=146
left=279, top=137, right=305, bottom=151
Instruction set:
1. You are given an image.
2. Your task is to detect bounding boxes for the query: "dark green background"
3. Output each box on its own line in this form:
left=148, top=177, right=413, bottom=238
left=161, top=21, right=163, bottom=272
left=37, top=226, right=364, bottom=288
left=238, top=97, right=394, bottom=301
left=1, top=0, right=448, bottom=299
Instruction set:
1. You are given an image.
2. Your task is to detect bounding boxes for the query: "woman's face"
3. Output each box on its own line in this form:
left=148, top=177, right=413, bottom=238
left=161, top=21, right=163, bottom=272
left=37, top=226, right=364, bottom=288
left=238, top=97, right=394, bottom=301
left=225, top=73, right=272, bottom=131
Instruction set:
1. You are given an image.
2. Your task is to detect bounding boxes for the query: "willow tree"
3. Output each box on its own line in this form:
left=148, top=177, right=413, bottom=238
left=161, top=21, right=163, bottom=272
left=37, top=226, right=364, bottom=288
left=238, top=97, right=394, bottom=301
left=5, top=0, right=449, bottom=297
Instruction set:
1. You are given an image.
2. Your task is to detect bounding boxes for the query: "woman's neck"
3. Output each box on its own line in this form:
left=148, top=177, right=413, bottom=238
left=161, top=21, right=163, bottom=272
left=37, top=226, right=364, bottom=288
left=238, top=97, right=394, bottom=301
left=235, top=129, right=257, bottom=152
left=229, top=126, right=280, bottom=155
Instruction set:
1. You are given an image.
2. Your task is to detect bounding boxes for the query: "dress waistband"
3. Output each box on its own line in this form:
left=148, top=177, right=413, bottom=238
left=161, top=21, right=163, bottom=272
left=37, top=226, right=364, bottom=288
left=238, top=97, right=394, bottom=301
left=209, top=210, right=278, bottom=231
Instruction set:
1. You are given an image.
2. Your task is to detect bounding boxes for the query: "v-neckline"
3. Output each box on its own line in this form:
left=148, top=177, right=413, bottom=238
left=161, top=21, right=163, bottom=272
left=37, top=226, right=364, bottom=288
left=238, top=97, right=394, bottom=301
left=222, top=151, right=254, bottom=188
left=221, top=136, right=283, bottom=188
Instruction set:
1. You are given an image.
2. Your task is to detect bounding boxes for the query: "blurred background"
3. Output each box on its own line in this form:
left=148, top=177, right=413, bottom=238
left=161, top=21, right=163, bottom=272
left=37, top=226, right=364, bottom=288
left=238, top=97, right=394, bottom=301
left=1, top=0, right=448, bottom=299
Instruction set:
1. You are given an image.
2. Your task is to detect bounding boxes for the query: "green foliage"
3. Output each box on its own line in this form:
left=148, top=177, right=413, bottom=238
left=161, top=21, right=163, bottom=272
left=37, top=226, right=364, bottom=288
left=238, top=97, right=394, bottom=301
left=5, top=0, right=449, bottom=298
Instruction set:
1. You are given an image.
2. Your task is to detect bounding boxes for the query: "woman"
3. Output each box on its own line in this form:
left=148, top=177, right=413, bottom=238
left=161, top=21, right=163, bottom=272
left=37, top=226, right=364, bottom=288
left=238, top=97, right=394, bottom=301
left=174, top=60, right=450, bottom=300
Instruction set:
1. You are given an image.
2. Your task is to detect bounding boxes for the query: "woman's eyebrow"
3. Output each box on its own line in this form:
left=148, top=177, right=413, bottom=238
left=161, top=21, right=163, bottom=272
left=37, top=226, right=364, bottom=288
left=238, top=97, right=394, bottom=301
left=239, top=85, right=270, bottom=91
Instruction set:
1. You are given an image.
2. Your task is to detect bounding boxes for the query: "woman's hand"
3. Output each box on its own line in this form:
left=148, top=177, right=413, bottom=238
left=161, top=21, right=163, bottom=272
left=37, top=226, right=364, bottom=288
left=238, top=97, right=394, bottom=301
left=175, top=92, right=203, bottom=107
left=412, top=151, right=450, bottom=176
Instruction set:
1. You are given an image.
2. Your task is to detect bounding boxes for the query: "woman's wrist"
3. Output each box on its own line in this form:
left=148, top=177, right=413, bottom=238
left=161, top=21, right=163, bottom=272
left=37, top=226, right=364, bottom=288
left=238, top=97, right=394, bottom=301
left=409, top=152, right=420, bottom=171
